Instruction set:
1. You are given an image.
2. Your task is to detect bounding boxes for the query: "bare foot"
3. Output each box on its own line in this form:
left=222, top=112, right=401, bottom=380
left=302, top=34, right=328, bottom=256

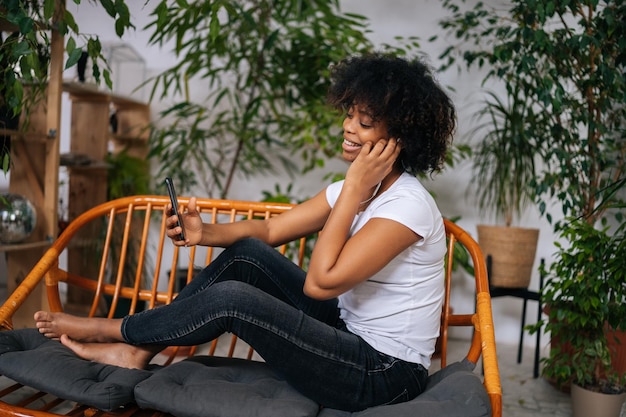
left=34, top=311, right=123, bottom=343
left=60, top=335, right=156, bottom=369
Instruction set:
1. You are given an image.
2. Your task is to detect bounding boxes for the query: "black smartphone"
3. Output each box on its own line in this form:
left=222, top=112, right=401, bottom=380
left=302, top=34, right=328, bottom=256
left=164, top=177, right=186, bottom=241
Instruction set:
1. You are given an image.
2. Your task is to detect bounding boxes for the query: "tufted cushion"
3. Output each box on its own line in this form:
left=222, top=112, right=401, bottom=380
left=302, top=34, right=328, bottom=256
left=134, top=355, right=321, bottom=417
left=317, top=360, right=491, bottom=417
left=0, top=329, right=490, bottom=417
left=0, top=328, right=153, bottom=411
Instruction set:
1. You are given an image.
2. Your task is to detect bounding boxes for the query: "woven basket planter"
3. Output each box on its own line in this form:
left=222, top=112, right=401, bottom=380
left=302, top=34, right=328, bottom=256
left=477, top=225, right=539, bottom=288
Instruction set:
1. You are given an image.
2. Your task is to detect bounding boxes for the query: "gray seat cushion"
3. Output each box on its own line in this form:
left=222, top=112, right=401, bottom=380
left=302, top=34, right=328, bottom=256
left=317, top=359, right=491, bottom=417
left=0, top=329, right=491, bottom=417
left=136, top=357, right=490, bottom=417
left=134, top=355, right=321, bottom=417
left=0, top=328, right=153, bottom=411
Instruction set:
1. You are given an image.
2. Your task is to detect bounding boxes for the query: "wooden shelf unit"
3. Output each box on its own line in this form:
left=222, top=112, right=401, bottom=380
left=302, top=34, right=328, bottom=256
left=3, top=59, right=150, bottom=328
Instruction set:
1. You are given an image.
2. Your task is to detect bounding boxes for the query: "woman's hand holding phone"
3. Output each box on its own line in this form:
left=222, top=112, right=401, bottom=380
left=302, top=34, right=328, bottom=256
left=164, top=178, right=203, bottom=246
left=165, top=177, right=186, bottom=241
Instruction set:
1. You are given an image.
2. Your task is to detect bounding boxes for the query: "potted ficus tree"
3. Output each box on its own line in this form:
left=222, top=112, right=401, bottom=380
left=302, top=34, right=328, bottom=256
left=435, top=0, right=626, bottom=414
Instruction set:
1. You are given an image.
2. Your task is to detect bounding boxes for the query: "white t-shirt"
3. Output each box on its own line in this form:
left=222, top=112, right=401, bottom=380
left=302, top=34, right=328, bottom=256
left=325, top=172, right=446, bottom=369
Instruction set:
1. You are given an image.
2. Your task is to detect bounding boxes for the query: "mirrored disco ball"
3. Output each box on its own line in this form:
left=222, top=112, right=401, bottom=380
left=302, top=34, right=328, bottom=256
left=0, top=193, right=37, bottom=243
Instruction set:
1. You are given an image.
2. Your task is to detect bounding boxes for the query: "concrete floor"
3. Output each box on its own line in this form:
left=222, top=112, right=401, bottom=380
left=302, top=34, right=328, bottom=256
left=468, top=340, right=624, bottom=417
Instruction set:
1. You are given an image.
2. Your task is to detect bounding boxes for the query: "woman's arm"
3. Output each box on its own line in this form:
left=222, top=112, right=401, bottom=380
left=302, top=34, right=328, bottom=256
left=305, top=218, right=420, bottom=300
left=304, top=138, right=418, bottom=300
left=165, top=192, right=332, bottom=248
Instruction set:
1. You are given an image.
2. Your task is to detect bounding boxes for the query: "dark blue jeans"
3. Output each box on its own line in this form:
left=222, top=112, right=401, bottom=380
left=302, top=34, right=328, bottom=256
left=121, top=238, right=427, bottom=411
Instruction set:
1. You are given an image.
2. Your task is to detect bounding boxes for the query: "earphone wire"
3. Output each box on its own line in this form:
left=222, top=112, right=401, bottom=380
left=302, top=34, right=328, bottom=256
left=359, top=182, right=382, bottom=205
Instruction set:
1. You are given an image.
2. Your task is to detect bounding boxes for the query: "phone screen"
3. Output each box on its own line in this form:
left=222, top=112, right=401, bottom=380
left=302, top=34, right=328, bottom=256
left=165, top=177, right=186, bottom=241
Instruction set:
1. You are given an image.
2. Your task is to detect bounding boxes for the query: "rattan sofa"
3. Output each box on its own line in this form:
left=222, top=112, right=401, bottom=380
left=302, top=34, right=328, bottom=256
left=0, top=196, right=501, bottom=417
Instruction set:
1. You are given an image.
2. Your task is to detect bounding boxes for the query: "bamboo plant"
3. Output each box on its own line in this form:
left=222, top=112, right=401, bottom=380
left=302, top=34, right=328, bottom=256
left=143, top=0, right=425, bottom=198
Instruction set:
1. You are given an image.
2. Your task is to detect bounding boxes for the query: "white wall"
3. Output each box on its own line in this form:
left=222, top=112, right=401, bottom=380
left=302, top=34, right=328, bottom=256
left=2, top=1, right=558, bottom=349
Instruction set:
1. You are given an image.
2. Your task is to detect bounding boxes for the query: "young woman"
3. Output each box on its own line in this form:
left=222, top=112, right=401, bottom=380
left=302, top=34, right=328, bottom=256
left=34, top=52, right=456, bottom=412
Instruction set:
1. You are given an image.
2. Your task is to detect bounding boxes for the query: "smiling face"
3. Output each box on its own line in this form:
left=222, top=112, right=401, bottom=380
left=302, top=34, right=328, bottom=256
left=341, top=105, right=389, bottom=162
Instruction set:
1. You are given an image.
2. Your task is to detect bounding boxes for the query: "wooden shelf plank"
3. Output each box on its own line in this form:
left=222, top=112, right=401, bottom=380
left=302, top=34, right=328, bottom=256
left=62, top=80, right=149, bottom=107
left=112, top=134, right=149, bottom=142
left=0, top=240, right=51, bottom=252
left=64, top=162, right=109, bottom=171
left=0, top=129, right=50, bottom=143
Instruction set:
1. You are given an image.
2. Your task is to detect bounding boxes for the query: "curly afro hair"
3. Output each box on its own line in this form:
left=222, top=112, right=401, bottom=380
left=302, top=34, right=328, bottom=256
left=327, top=52, right=456, bottom=176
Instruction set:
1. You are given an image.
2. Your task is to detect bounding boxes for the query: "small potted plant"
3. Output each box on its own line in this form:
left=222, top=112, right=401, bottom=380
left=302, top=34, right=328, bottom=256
left=539, top=218, right=626, bottom=417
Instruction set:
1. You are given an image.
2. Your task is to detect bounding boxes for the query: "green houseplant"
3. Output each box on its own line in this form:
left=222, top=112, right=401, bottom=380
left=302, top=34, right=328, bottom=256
left=0, top=0, right=134, bottom=173
left=540, top=218, right=625, bottom=415
left=470, top=86, right=540, bottom=288
left=0, top=2, right=49, bottom=171
left=436, top=0, right=626, bottom=413
left=471, top=87, right=536, bottom=228
left=437, top=0, right=626, bottom=227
